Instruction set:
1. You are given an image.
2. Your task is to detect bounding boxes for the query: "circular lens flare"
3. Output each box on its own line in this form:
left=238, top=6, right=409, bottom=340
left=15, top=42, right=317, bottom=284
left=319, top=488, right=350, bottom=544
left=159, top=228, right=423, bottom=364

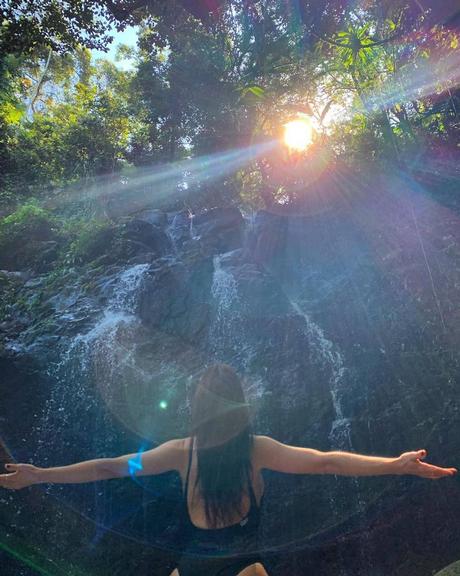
left=283, top=118, right=313, bottom=151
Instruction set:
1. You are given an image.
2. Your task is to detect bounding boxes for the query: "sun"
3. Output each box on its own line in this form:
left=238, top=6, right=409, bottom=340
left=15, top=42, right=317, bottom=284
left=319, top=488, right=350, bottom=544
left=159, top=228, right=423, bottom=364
left=283, top=118, right=313, bottom=151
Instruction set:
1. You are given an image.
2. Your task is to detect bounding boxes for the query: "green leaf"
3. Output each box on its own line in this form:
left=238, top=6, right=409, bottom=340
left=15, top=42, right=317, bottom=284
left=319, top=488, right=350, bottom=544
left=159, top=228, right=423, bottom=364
left=387, top=19, right=396, bottom=31
left=246, top=86, right=265, bottom=98
left=2, top=102, right=24, bottom=124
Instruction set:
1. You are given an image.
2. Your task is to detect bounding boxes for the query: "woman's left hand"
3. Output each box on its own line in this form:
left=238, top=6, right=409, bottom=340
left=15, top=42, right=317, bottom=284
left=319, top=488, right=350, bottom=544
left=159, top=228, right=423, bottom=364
left=0, top=463, right=39, bottom=490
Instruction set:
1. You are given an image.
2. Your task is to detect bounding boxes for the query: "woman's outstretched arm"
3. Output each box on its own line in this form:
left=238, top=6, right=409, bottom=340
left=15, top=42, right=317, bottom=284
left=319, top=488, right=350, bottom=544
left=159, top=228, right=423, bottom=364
left=255, top=435, right=457, bottom=479
left=0, top=439, right=184, bottom=490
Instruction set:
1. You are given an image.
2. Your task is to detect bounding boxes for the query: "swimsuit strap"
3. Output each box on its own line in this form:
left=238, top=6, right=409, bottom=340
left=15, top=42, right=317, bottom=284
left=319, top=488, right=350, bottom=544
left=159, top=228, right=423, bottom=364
left=184, top=436, right=194, bottom=499
left=247, top=467, right=259, bottom=510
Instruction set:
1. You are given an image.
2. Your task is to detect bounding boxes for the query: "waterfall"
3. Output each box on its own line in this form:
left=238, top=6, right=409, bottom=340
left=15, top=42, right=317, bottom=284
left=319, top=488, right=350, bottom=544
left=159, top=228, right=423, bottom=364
left=188, top=210, right=199, bottom=240
left=288, top=299, right=352, bottom=451
left=165, top=210, right=199, bottom=254
left=241, top=210, right=257, bottom=248
left=165, top=214, right=181, bottom=255
left=289, top=296, right=368, bottom=575
left=110, top=263, right=151, bottom=313
left=52, top=263, right=149, bottom=380
left=208, top=252, right=264, bottom=401
left=37, top=264, right=150, bottom=469
left=209, top=253, right=241, bottom=362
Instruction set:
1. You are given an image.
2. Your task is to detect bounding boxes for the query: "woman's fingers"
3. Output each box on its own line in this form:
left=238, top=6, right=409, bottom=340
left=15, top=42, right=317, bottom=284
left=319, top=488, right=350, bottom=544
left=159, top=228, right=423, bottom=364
left=400, top=450, right=457, bottom=479
left=417, top=461, right=457, bottom=479
left=0, top=471, right=19, bottom=489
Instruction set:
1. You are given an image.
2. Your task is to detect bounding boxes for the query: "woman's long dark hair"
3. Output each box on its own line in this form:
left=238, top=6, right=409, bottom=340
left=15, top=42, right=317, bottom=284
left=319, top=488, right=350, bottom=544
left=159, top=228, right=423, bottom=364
left=190, top=363, right=254, bottom=529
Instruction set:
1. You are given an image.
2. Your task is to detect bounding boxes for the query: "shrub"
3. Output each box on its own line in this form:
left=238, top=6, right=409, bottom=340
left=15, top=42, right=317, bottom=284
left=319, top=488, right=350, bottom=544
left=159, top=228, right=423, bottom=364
left=0, top=202, right=59, bottom=246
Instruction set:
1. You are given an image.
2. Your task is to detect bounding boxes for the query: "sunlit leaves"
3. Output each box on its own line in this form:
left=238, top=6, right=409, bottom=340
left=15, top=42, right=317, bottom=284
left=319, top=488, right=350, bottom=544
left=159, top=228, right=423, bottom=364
left=334, top=24, right=379, bottom=69
left=1, top=101, right=24, bottom=124
left=237, top=85, right=265, bottom=99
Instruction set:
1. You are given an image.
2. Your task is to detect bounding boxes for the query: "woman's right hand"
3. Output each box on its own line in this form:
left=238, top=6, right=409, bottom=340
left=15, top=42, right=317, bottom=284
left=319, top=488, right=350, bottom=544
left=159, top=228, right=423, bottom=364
left=0, top=463, right=40, bottom=490
left=396, top=450, right=457, bottom=479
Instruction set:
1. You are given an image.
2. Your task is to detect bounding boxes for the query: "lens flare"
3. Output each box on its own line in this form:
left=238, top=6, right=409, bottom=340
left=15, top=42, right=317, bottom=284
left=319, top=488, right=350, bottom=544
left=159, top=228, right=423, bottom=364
left=283, top=118, right=313, bottom=151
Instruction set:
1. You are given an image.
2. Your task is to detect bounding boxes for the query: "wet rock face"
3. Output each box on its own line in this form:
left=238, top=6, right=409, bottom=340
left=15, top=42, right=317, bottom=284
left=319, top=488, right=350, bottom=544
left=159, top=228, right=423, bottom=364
left=246, top=209, right=288, bottom=269
left=0, top=236, right=62, bottom=273
left=71, top=219, right=173, bottom=266
left=135, top=209, right=168, bottom=227
left=121, top=218, right=172, bottom=254
left=138, top=256, right=214, bottom=343
left=193, top=206, right=244, bottom=253
left=165, top=206, right=244, bottom=256
left=1, top=193, right=459, bottom=576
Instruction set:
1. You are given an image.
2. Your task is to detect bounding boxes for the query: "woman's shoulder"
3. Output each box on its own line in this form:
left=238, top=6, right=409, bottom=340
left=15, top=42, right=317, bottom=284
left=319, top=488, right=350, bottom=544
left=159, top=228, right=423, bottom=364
left=252, top=435, right=274, bottom=467
left=253, top=434, right=284, bottom=469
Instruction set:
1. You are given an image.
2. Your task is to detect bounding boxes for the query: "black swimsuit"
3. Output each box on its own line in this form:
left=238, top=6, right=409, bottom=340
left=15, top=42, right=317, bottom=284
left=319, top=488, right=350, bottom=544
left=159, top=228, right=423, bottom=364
left=176, top=436, right=264, bottom=576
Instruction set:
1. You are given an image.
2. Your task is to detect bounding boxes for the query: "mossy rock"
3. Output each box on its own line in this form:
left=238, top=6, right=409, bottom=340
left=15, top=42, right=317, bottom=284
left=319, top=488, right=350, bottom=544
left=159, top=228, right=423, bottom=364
left=434, top=560, right=460, bottom=575
left=0, top=204, right=62, bottom=271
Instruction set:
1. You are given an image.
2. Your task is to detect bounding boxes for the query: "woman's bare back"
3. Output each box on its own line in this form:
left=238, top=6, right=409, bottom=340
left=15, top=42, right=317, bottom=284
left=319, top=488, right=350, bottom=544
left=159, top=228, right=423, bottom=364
left=178, top=435, right=265, bottom=530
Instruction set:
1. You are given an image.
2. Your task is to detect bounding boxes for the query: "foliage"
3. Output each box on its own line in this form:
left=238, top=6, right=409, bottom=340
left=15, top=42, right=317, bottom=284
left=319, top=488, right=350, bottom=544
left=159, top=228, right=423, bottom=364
left=0, top=202, right=58, bottom=245
left=0, top=1, right=114, bottom=55
left=0, top=0, right=458, bottom=215
left=0, top=49, right=136, bottom=209
left=65, top=218, right=115, bottom=265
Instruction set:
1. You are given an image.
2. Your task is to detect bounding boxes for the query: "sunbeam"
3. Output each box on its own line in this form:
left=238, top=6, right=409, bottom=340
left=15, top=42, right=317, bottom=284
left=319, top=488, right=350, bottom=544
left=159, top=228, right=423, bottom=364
left=59, top=140, right=277, bottom=212
left=362, top=47, right=459, bottom=113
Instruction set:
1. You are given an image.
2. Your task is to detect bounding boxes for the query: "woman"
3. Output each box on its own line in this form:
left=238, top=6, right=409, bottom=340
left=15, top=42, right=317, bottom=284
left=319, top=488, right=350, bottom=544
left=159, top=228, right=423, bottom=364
left=0, top=363, right=457, bottom=576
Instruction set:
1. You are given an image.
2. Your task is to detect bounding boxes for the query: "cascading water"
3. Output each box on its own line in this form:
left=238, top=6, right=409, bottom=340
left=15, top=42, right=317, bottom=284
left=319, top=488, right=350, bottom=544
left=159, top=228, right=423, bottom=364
left=188, top=210, right=199, bottom=240
left=37, top=264, right=150, bottom=470
left=288, top=299, right=352, bottom=451
left=208, top=251, right=264, bottom=401
left=288, top=296, right=369, bottom=575
left=241, top=210, right=257, bottom=248
left=165, top=210, right=199, bottom=255
left=25, top=263, right=153, bottom=558
left=165, top=214, right=181, bottom=255
left=209, top=252, right=242, bottom=363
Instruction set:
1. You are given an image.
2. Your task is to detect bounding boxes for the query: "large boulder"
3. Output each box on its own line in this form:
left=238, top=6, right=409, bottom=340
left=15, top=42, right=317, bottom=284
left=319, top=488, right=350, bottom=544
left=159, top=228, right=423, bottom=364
left=73, top=219, right=172, bottom=265
left=121, top=218, right=172, bottom=253
left=135, top=209, right=168, bottom=227
left=0, top=230, right=62, bottom=273
left=193, top=206, right=244, bottom=254
left=138, top=256, right=214, bottom=343
left=247, top=209, right=288, bottom=269
left=166, top=210, right=192, bottom=249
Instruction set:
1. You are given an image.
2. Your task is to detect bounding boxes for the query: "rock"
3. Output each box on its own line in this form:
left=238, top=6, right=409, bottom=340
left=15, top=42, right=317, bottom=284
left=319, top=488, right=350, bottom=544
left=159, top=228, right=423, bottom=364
left=0, top=238, right=61, bottom=272
left=193, top=206, right=244, bottom=254
left=121, top=218, right=171, bottom=254
left=0, top=270, right=29, bottom=281
left=76, top=225, right=118, bottom=263
left=435, top=561, right=460, bottom=576
left=247, top=209, right=288, bottom=269
left=2, top=181, right=460, bottom=576
left=75, top=219, right=172, bottom=265
left=135, top=209, right=168, bottom=227
left=0, top=208, right=62, bottom=272
left=34, top=240, right=60, bottom=272
left=139, top=256, right=213, bottom=342
left=166, top=210, right=192, bottom=248
left=213, top=248, right=292, bottom=316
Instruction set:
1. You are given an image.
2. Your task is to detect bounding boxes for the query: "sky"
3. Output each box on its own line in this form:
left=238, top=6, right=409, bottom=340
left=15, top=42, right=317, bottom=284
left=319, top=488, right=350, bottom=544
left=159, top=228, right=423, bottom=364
left=91, top=25, right=138, bottom=70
